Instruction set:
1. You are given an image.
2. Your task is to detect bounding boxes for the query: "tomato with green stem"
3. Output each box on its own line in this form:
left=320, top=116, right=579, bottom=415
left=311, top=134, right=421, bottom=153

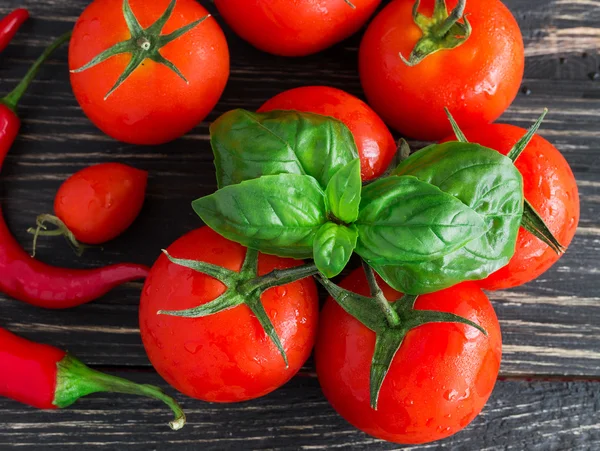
left=315, top=266, right=501, bottom=444
left=359, top=0, right=524, bottom=140
left=69, top=0, right=229, bottom=145
left=258, top=86, right=396, bottom=181
left=139, top=227, right=319, bottom=402
left=214, top=0, right=381, bottom=57
left=29, top=163, right=147, bottom=256
left=441, top=121, right=580, bottom=290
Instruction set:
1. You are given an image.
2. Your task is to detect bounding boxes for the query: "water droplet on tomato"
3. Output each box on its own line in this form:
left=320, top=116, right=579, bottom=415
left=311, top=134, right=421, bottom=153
left=460, top=388, right=470, bottom=400
left=149, top=330, right=163, bottom=349
left=275, top=286, right=287, bottom=297
left=82, top=34, right=91, bottom=42
left=270, top=309, right=278, bottom=319
left=444, top=389, right=459, bottom=401
left=445, top=413, right=452, bottom=419
left=425, top=418, right=434, bottom=427
left=184, top=341, right=202, bottom=354
left=569, top=216, right=577, bottom=228
left=403, top=397, right=414, bottom=407
left=460, top=412, right=474, bottom=427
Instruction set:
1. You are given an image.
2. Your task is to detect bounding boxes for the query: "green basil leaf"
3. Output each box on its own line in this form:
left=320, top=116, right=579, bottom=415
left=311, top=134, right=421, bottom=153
left=192, top=174, right=327, bottom=258
left=313, top=223, right=358, bottom=278
left=355, top=176, right=487, bottom=264
left=373, top=142, right=524, bottom=294
left=211, top=109, right=359, bottom=189
left=326, top=159, right=361, bottom=223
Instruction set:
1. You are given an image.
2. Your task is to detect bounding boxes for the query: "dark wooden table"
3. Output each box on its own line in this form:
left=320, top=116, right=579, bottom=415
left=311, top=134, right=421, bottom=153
left=1, top=0, right=599, bottom=449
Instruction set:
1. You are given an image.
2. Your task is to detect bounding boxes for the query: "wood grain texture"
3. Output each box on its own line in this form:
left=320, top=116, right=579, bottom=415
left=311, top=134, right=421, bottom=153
left=0, top=371, right=599, bottom=451
left=0, top=0, right=599, bottom=449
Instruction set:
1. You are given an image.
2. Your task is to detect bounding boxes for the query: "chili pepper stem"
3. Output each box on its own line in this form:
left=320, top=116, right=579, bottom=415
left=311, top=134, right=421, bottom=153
left=54, top=354, right=186, bottom=430
left=1, top=31, right=71, bottom=112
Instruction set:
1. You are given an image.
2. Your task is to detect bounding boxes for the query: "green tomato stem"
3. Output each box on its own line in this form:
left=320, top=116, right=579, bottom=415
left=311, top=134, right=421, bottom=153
left=27, top=213, right=88, bottom=257
left=400, top=0, right=471, bottom=66
left=362, top=261, right=400, bottom=327
left=239, top=262, right=319, bottom=294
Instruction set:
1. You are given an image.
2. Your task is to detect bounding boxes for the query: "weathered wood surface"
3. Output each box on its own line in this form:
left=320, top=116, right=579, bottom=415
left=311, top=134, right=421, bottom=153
left=0, top=372, right=599, bottom=451
left=0, top=0, right=599, bottom=449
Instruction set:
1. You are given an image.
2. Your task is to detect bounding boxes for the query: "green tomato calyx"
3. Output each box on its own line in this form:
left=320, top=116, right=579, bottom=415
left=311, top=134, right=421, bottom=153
left=71, top=0, right=210, bottom=100
left=317, top=263, right=487, bottom=410
left=400, top=0, right=471, bottom=66
left=157, top=248, right=319, bottom=368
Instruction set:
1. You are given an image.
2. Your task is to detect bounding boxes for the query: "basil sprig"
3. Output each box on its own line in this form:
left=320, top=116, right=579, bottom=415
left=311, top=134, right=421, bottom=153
left=195, top=109, right=535, bottom=288
left=193, top=173, right=327, bottom=259
left=313, top=223, right=358, bottom=278
left=210, top=109, right=359, bottom=189
left=355, top=175, right=487, bottom=264
left=370, top=142, right=524, bottom=294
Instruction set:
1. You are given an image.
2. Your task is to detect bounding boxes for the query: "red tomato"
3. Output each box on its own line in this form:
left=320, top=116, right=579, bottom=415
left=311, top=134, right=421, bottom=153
left=55, top=163, right=147, bottom=244
left=214, top=0, right=381, bottom=57
left=359, top=0, right=524, bottom=140
left=69, top=0, right=229, bottom=145
left=316, top=268, right=501, bottom=444
left=139, top=227, right=319, bottom=402
left=259, top=86, right=396, bottom=180
left=441, top=124, right=580, bottom=290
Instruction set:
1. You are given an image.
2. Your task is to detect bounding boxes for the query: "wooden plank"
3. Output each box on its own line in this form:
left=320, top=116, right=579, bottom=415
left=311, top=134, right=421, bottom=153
left=0, top=371, right=598, bottom=450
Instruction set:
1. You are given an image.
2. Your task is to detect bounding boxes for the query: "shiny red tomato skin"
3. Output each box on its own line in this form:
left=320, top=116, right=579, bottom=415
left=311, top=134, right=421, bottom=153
left=54, top=163, right=147, bottom=244
left=359, top=0, right=524, bottom=140
left=441, top=124, right=580, bottom=290
left=214, top=0, right=381, bottom=57
left=259, top=86, right=396, bottom=181
left=315, top=268, right=501, bottom=444
left=139, top=227, right=319, bottom=402
left=69, top=0, right=229, bottom=145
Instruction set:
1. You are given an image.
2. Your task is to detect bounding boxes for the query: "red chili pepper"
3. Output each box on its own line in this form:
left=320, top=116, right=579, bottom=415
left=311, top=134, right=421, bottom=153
left=0, top=326, right=186, bottom=429
left=0, top=32, right=149, bottom=309
left=0, top=9, right=29, bottom=53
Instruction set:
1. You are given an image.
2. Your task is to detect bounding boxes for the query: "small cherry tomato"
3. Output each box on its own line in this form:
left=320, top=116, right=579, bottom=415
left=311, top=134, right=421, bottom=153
left=69, top=0, right=229, bottom=144
left=214, top=0, right=381, bottom=57
left=258, top=86, right=397, bottom=181
left=139, top=227, right=319, bottom=402
left=442, top=124, right=580, bottom=290
left=30, top=163, right=147, bottom=254
left=316, top=267, right=501, bottom=444
left=359, top=0, right=524, bottom=140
